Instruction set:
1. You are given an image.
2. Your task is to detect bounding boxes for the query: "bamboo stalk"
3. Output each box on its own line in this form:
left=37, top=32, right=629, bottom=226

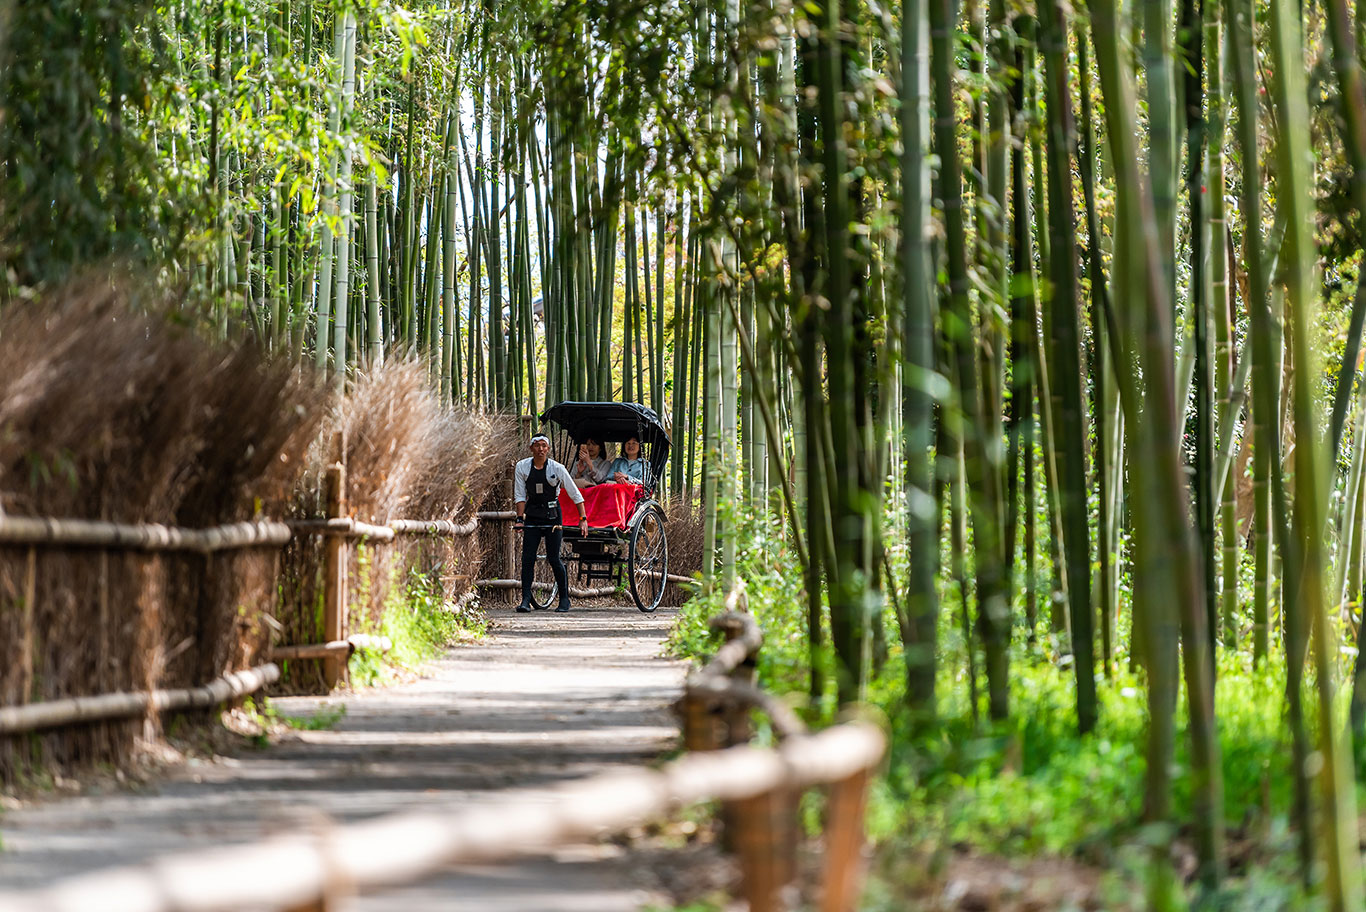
left=1038, top=0, right=1096, bottom=732
left=1267, top=0, right=1363, bottom=896
left=331, top=10, right=358, bottom=391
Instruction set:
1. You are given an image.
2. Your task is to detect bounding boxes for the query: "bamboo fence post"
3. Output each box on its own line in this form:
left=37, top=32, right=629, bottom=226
left=21, top=546, right=35, bottom=703
left=717, top=613, right=757, bottom=746
left=504, top=462, right=517, bottom=587
left=732, top=784, right=798, bottom=912
left=820, top=767, right=871, bottom=912
left=283, top=900, right=330, bottom=912
left=322, top=433, right=348, bottom=689
left=98, top=548, right=111, bottom=697
left=679, top=686, right=721, bottom=751
left=283, top=844, right=354, bottom=912
left=714, top=607, right=796, bottom=906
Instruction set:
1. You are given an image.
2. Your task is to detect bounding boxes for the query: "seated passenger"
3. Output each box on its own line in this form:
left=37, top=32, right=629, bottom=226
left=607, top=436, right=648, bottom=485
left=572, top=437, right=612, bottom=488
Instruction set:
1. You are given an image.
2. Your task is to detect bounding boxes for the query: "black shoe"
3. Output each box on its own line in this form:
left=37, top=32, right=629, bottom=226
left=516, top=601, right=533, bottom=613
left=555, top=600, right=571, bottom=613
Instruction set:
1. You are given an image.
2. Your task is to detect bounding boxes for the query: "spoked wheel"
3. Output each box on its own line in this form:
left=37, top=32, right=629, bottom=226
left=529, top=534, right=572, bottom=610
left=628, top=504, right=668, bottom=613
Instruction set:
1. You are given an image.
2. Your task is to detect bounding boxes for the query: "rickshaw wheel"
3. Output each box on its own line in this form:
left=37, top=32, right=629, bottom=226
left=628, top=503, right=668, bottom=613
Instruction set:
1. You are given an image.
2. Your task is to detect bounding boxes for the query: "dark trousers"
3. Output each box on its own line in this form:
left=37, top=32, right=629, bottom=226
left=521, top=524, right=569, bottom=605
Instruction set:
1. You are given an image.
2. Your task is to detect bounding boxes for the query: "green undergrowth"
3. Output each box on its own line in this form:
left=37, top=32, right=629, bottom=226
left=348, top=559, right=487, bottom=687
left=241, top=696, right=347, bottom=745
left=667, top=512, right=1351, bottom=909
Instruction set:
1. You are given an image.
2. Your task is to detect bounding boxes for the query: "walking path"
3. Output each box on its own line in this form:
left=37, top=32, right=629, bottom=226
left=0, top=605, right=689, bottom=910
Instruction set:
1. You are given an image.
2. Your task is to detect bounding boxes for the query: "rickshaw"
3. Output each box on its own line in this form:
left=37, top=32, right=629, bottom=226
left=527, top=401, right=670, bottom=613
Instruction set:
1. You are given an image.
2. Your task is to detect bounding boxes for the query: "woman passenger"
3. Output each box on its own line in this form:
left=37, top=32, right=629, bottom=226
left=608, top=436, right=647, bottom=485
left=573, top=437, right=612, bottom=488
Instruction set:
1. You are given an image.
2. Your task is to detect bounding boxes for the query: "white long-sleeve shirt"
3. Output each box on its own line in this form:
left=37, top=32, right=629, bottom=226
left=513, top=457, right=585, bottom=506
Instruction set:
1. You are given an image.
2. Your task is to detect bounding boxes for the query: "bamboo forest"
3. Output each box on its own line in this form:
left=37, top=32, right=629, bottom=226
left=8, top=0, right=1366, bottom=906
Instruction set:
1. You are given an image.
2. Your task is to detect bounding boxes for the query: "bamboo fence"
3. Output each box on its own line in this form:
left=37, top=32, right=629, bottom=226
left=0, top=442, right=698, bottom=731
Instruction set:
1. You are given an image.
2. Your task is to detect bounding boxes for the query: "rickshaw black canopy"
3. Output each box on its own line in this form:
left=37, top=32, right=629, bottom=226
left=540, top=401, right=671, bottom=481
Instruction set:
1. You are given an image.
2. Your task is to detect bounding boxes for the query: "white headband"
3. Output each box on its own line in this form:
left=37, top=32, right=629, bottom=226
left=529, top=434, right=550, bottom=445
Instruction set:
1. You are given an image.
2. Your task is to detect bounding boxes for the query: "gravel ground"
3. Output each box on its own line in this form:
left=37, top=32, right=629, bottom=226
left=0, top=604, right=692, bottom=911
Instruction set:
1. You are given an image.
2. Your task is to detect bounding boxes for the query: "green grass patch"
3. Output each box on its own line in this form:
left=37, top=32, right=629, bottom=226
left=242, top=695, right=347, bottom=732
left=348, top=564, right=487, bottom=687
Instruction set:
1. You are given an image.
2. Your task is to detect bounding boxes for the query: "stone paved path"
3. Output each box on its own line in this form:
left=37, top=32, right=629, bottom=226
left=0, top=605, right=687, bottom=911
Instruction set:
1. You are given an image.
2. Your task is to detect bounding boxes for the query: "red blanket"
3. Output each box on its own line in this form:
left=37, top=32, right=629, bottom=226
left=560, top=482, right=642, bottom=529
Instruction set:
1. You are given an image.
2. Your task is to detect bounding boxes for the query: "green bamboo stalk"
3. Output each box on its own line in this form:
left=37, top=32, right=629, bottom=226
left=1325, top=0, right=1366, bottom=460
left=487, top=71, right=506, bottom=410
left=686, top=226, right=703, bottom=501
left=401, top=77, right=418, bottom=348
left=1076, top=24, right=1115, bottom=673
left=1206, top=0, right=1237, bottom=651
left=1038, top=0, right=1096, bottom=732
left=1179, top=0, right=1216, bottom=669
left=1091, top=0, right=1221, bottom=876
left=443, top=109, right=460, bottom=404
left=701, top=235, right=720, bottom=587
left=1268, top=0, right=1363, bottom=897
left=313, top=8, right=346, bottom=370
left=1143, top=0, right=1178, bottom=310
left=331, top=9, right=357, bottom=392
left=1337, top=377, right=1366, bottom=611
left=671, top=193, right=689, bottom=496
left=1227, top=0, right=1310, bottom=871
left=642, top=195, right=658, bottom=413
left=1004, top=14, right=1040, bottom=641
left=655, top=203, right=666, bottom=418
left=529, top=124, right=552, bottom=403
left=624, top=192, right=637, bottom=403
left=933, top=0, right=1008, bottom=719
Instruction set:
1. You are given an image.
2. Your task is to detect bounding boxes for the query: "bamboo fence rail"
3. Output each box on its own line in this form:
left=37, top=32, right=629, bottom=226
left=388, top=518, right=480, bottom=535
left=0, top=515, right=293, bottom=552
left=293, top=516, right=488, bottom=540
left=475, top=578, right=619, bottom=598
left=287, top=517, right=397, bottom=541
left=271, top=636, right=393, bottom=661
left=0, top=665, right=280, bottom=735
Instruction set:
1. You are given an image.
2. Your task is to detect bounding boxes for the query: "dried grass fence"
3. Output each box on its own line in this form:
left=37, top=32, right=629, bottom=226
left=0, top=290, right=327, bottom=784
left=0, top=592, right=884, bottom=912
left=0, top=294, right=528, bottom=783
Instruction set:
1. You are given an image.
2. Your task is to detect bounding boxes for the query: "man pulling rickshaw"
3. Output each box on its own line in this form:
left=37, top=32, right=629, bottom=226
left=513, top=434, right=589, bottom=613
